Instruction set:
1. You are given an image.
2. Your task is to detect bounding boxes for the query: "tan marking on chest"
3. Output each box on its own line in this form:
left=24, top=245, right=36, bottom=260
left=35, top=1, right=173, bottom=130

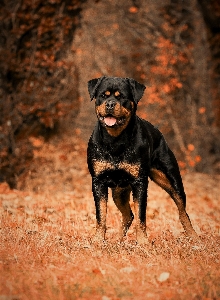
left=119, top=162, right=140, bottom=178
left=93, top=160, right=115, bottom=176
left=93, top=160, right=140, bottom=178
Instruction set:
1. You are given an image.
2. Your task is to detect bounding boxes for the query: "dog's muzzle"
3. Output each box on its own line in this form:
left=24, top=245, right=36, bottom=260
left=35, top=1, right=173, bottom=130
left=105, top=100, right=116, bottom=113
left=103, top=100, right=117, bottom=126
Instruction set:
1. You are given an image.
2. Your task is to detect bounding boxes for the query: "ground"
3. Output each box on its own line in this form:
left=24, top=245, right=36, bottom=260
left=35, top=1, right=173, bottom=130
left=0, top=131, right=220, bottom=300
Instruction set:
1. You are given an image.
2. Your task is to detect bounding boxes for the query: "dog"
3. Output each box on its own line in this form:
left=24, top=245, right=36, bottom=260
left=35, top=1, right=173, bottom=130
left=87, top=76, right=197, bottom=244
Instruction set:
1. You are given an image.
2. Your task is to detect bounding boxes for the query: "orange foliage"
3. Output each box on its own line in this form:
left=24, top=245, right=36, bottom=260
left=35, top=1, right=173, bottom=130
left=146, top=34, right=189, bottom=108
left=29, top=137, right=44, bottom=148
left=188, top=160, right=196, bottom=167
left=195, top=155, right=202, bottom=163
left=187, top=144, right=195, bottom=151
left=129, top=6, right=138, bottom=13
left=157, top=37, right=174, bottom=50
left=199, top=107, right=206, bottom=114
left=178, top=161, right=186, bottom=169
left=112, top=23, right=119, bottom=30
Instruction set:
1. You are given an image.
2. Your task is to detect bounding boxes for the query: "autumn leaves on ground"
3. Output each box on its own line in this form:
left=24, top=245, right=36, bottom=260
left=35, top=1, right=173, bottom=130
left=0, top=132, right=219, bottom=300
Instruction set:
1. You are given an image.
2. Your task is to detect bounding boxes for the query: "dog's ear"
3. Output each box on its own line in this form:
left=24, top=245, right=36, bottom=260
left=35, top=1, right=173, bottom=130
left=88, top=76, right=106, bottom=101
left=127, top=78, right=146, bottom=104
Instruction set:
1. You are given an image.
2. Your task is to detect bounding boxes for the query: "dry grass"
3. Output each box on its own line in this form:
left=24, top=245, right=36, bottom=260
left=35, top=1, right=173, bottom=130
left=1, top=135, right=220, bottom=300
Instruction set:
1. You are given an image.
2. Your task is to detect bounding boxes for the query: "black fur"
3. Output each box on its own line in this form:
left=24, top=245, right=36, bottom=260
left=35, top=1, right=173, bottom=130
left=87, top=76, right=197, bottom=243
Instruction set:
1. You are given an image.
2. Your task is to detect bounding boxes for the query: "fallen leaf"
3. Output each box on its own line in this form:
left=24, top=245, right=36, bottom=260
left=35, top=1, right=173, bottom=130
left=92, top=268, right=101, bottom=275
left=158, top=272, right=170, bottom=282
left=120, top=266, right=135, bottom=273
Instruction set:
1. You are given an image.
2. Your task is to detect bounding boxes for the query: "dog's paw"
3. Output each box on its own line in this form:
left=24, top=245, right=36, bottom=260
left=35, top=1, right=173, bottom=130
left=186, top=229, right=200, bottom=243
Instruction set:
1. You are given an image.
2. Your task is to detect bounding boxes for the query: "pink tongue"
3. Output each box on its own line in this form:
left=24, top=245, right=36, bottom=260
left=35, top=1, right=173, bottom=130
left=104, top=116, right=117, bottom=126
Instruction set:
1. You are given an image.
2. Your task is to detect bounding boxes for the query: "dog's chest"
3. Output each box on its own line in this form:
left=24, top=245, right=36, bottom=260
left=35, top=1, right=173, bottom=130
left=90, top=141, right=148, bottom=187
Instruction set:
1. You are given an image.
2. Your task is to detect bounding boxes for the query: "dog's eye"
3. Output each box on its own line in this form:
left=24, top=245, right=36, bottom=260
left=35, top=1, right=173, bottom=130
left=100, top=93, right=106, bottom=98
left=100, top=91, right=111, bottom=98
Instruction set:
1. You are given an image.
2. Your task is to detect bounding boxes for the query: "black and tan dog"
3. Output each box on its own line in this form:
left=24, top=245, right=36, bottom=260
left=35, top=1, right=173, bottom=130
left=87, top=76, right=197, bottom=244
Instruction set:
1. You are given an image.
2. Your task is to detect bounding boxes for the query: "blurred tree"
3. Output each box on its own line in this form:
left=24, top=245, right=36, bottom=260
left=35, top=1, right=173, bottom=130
left=0, top=0, right=86, bottom=187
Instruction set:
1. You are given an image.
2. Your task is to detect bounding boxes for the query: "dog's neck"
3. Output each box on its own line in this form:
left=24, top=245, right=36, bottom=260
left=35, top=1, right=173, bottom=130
left=98, top=115, right=137, bottom=155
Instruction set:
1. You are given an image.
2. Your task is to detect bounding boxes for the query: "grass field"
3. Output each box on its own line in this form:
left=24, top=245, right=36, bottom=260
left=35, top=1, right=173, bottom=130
left=1, top=135, right=220, bottom=300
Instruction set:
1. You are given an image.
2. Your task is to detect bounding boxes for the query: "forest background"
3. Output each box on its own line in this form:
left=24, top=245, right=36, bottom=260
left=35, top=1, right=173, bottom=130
left=0, top=0, right=220, bottom=188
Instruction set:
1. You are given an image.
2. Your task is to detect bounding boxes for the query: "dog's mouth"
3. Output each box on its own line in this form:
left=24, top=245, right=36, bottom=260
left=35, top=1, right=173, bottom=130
left=98, top=114, right=125, bottom=127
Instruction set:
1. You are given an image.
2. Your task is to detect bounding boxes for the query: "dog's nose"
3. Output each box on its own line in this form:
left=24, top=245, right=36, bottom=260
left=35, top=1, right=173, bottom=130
left=106, top=100, right=116, bottom=110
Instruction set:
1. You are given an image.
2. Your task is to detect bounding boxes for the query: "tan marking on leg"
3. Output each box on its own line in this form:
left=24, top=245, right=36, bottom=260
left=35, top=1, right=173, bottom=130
left=119, top=162, right=140, bottom=178
left=150, top=168, right=173, bottom=192
left=134, top=200, right=148, bottom=244
left=112, top=187, right=133, bottom=240
left=92, top=160, right=114, bottom=176
left=150, top=168, right=198, bottom=239
left=172, top=194, right=198, bottom=239
left=93, top=199, right=107, bottom=242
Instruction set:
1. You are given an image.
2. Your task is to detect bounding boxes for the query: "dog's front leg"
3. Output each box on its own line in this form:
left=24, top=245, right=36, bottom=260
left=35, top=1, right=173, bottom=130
left=132, top=180, right=149, bottom=245
left=92, top=178, right=108, bottom=242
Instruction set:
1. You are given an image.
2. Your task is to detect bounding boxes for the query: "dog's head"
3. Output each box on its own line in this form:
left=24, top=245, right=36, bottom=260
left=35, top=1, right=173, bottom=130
left=88, top=76, right=146, bottom=137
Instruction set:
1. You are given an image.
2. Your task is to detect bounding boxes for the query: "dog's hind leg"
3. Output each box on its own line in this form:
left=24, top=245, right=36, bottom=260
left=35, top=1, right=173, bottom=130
left=112, top=186, right=134, bottom=240
left=150, top=168, right=198, bottom=239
